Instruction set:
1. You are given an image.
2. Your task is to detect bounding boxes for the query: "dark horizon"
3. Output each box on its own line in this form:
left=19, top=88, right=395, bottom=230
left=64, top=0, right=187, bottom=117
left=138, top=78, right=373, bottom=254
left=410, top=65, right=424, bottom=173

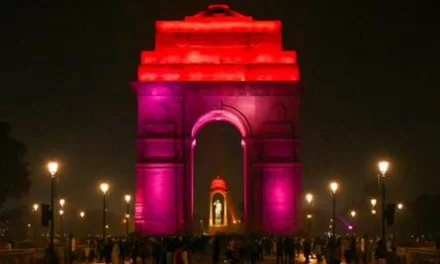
left=2, top=0, right=439, bottom=217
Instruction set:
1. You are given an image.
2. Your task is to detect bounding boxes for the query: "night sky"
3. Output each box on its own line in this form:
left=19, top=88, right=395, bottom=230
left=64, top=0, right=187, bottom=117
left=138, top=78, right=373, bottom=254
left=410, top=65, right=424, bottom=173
left=2, top=0, right=438, bottom=217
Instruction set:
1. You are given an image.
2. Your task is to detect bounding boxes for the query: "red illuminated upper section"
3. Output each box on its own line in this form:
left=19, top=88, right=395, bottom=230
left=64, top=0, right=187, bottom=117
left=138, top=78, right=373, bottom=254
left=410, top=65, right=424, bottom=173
left=137, top=5, right=300, bottom=82
left=210, top=175, right=227, bottom=191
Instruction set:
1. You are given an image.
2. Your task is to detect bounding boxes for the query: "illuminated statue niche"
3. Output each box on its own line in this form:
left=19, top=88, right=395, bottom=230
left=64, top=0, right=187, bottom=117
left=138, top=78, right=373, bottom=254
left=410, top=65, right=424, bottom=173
left=208, top=176, right=240, bottom=234
left=133, top=4, right=302, bottom=236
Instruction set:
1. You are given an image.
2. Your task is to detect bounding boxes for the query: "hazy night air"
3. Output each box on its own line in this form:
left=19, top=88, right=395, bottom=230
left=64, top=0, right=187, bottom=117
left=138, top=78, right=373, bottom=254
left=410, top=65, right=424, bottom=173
left=2, top=0, right=439, bottom=236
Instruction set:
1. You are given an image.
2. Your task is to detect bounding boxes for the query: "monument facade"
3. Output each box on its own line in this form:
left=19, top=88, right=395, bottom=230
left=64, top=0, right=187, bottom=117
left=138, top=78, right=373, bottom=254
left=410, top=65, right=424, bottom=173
left=132, top=4, right=302, bottom=235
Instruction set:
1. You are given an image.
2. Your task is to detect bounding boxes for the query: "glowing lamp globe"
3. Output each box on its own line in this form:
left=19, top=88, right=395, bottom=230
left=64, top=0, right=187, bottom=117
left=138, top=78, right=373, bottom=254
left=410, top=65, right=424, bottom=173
left=305, top=193, right=313, bottom=204
left=378, top=161, right=389, bottom=175
left=329, top=181, right=338, bottom=194
left=47, top=161, right=59, bottom=177
left=100, top=183, right=110, bottom=194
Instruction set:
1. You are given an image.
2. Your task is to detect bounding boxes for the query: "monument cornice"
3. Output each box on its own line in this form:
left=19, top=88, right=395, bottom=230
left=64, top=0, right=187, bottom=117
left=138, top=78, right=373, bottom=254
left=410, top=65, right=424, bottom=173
left=131, top=81, right=302, bottom=96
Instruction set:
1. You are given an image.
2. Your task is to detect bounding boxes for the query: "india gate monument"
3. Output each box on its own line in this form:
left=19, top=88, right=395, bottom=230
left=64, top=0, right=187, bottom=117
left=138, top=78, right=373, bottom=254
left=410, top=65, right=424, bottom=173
left=131, top=4, right=302, bottom=235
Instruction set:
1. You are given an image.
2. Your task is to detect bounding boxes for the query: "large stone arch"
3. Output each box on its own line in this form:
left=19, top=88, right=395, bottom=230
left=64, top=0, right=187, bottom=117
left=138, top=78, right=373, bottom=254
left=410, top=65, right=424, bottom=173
left=187, top=108, right=251, bottom=232
left=191, top=108, right=251, bottom=138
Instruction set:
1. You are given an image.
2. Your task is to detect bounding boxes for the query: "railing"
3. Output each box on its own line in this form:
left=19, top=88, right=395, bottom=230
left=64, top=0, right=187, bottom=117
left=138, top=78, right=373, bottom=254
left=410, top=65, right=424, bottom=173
left=0, top=249, right=44, bottom=264
left=395, top=247, right=440, bottom=264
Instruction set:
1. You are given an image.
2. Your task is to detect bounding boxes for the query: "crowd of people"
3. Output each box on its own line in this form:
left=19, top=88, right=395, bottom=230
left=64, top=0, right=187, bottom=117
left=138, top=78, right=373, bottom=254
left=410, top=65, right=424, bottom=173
left=70, top=234, right=392, bottom=264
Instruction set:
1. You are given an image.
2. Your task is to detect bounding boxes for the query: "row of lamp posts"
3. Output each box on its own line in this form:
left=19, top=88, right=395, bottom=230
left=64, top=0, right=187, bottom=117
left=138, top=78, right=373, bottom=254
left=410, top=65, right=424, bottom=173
left=305, top=160, right=403, bottom=240
left=45, top=161, right=132, bottom=262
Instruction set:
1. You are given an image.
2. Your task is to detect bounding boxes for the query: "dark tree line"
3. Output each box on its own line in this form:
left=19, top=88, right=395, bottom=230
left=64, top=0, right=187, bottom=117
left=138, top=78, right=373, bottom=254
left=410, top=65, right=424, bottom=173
left=0, top=122, right=30, bottom=210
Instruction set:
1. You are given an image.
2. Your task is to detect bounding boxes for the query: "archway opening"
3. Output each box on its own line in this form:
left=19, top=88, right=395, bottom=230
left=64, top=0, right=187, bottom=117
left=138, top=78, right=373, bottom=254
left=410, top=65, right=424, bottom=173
left=193, top=122, right=244, bottom=234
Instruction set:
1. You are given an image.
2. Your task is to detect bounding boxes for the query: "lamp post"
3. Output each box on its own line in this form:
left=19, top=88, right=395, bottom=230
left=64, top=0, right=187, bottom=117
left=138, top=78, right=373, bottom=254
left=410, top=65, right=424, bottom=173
left=305, top=193, right=313, bottom=206
left=47, top=161, right=59, bottom=258
left=370, top=198, right=377, bottom=215
left=371, top=198, right=377, bottom=208
left=306, top=214, right=313, bottom=236
left=329, top=181, right=339, bottom=237
left=305, top=193, right=314, bottom=236
left=124, top=195, right=131, bottom=237
left=99, top=183, right=110, bottom=239
left=59, top=199, right=65, bottom=243
left=79, top=211, right=85, bottom=239
left=378, top=161, right=389, bottom=240
left=32, top=204, right=39, bottom=242
left=350, top=210, right=356, bottom=234
left=59, top=209, right=64, bottom=244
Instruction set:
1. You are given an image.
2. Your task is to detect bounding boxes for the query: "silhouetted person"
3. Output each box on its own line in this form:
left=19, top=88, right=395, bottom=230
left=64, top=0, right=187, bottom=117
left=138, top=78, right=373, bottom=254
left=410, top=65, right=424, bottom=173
left=174, top=240, right=190, bottom=264
left=212, top=236, right=220, bottom=264
left=345, top=237, right=357, bottom=264
left=132, top=240, right=139, bottom=264
left=303, top=239, right=312, bottom=263
left=104, top=240, right=112, bottom=264
left=276, top=238, right=284, bottom=264
left=284, top=237, right=294, bottom=264
left=375, top=240, right=387, bottom=264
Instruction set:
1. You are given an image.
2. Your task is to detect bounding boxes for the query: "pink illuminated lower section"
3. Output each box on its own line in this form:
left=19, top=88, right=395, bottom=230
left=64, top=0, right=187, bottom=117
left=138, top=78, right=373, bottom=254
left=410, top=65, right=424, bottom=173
left=136, top=167, right=177, bottom=235
left=262, top=167, right=296, bottom=234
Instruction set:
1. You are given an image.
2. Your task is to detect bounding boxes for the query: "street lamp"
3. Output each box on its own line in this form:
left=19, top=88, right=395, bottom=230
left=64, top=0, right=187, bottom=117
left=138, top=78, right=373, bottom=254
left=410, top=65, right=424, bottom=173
left=329, top=181, right=339, bottom=237
left=124, top=194, right=131, bottom=237
left=305, top=193, right=313, bottom=204
left=350, top=210, right=356, bottom=233
left=78, top=211, right=85, bottom=241
left=370, top=198, right=378, bottom=215
left=32, top=203, right=39, bottom=242
left=58, top=198, right=65, bottom=243
left=59, top=209, right=64, bottom=242
left=378, top=160, right=389, bottom=240
left=397, top=203, right=403, bottom=210
left=305, top=193, right=314, bottom=236
left=47, top=161, right=59, bottom=259
left=100, top=182, right=110, bottom=239
left=350, top=210, right=356, bottom=218
left=371, top=198, right=377, bottom=207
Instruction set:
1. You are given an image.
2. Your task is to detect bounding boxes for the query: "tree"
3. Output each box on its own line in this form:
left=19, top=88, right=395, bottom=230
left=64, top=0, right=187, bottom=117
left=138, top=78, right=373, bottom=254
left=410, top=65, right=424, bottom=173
left=0, top=122, right=30, bottom=209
